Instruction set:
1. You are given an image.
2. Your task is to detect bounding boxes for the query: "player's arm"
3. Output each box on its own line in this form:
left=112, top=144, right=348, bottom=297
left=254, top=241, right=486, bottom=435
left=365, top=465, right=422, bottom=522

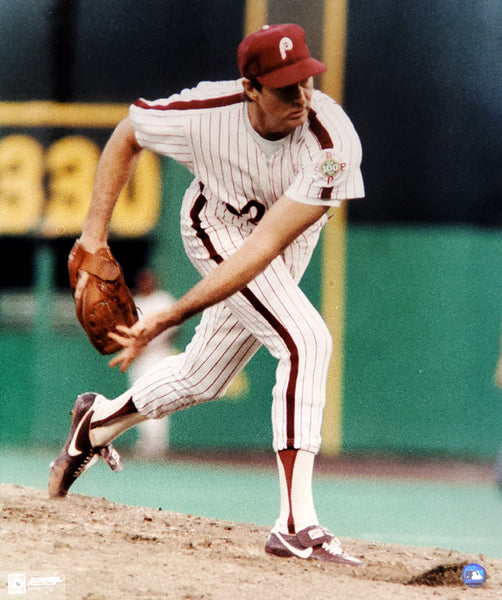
left=72, top=118, right=142, bottom=302
left=80, top=117, right=142, bottom=250
left=109, top=197, right=330, bottom=372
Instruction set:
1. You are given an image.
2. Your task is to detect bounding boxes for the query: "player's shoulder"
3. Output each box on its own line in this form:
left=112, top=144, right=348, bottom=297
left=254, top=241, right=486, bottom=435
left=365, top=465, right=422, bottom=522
left=132, top=79, right=245, bottom=113
left=310, top=89, right=346, bottom=117
left=189, top=79, right=245, bottom=97
left=308, top=89, right=360, bottom=138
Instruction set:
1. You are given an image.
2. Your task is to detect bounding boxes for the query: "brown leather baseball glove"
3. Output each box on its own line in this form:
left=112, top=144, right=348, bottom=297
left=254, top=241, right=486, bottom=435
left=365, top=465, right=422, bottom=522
left=68, top=240, right=138, bottom=355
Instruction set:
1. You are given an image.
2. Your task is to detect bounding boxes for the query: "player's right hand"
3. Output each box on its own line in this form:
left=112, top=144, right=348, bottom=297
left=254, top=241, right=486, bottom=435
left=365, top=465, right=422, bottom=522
left=107, top=314, right=159, bottom=372
left=108, top=308, right=182, bottom=372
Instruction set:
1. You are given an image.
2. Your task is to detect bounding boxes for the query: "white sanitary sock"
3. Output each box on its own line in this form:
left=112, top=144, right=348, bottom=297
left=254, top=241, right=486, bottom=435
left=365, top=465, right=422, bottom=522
left=89, top=392, right=146, bottom=448
left=275, top=449, right=319, bottom=534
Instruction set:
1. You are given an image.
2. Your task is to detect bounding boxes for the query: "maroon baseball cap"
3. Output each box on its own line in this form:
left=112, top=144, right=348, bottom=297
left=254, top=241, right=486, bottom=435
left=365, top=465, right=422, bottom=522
left=238, top=24, right=327, bottom=88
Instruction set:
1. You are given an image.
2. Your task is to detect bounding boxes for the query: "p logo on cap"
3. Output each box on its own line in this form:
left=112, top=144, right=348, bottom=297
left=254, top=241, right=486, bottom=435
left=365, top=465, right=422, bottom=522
left=238, top=23, right=326, bottom=89
left=279, top=36, right=293, bottom=60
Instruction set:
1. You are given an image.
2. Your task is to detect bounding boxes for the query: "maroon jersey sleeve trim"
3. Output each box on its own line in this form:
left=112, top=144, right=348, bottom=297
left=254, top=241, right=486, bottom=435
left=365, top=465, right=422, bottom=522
left=307, top=109, right=333, bottom=149
left=308, top=109, right=335, bottom=199
left=134, top=92, right=245, bottom=112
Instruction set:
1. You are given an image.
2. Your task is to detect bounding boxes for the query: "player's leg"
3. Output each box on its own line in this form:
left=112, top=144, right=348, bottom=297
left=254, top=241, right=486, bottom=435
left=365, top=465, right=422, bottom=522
left=129, top=301, right=261, bottom=417
left=221, top=258, right=362, bottom=565
left=182, top=193, right=360, bottom=563
left=48, top=303, right=260, bottom=497
left=222, top=259, right=328, bottom=521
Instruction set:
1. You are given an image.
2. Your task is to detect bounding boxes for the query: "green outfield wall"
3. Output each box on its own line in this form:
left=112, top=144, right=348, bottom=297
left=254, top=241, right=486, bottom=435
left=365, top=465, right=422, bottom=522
left=1, top=160, right=501, bottom=458
left=342, top=226, right=502, bottom=457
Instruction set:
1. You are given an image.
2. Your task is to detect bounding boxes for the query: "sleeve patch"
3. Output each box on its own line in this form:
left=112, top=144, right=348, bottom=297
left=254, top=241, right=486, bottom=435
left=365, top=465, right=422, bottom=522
left=316, top=150, right=347, bottom=186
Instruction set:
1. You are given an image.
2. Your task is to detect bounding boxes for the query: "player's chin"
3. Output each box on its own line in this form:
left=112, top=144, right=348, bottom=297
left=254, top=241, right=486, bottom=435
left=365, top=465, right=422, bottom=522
left=287, top=110, right=308, bottom=127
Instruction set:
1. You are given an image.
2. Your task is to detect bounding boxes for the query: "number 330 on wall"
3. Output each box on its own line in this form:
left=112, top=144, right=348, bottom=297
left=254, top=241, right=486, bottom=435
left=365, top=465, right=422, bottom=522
left=0, top=131, right=160, bottom=237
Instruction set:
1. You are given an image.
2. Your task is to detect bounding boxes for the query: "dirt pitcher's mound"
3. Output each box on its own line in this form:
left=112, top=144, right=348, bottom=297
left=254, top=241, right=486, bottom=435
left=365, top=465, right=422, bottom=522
left=1, top=484, right=500, bottom=599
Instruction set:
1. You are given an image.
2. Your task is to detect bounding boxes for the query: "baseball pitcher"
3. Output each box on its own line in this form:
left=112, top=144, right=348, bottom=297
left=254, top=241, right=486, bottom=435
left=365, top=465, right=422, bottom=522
left=49, top=23, right=365, bottom=565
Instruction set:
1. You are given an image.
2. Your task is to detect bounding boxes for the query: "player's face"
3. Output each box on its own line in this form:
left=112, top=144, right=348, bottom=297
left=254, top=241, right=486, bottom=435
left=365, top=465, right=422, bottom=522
left=247, top=77, right=314, bottom=140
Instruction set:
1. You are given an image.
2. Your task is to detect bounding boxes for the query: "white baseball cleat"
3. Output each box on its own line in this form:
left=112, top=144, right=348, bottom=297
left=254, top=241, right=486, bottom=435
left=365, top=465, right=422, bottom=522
left=265, top=525, right=363, bottom=566
left=48, top=392, right=122, bottom=498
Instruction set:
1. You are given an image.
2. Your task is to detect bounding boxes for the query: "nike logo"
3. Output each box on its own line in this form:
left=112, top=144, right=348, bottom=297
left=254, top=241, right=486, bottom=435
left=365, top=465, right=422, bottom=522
left=275, top=532, right=313, bottom=559
left=68, top=409, right=94, bottom=457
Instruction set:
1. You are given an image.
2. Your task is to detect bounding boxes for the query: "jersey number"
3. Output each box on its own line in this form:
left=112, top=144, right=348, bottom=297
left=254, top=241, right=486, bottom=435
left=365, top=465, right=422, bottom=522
left=225, top=200, right=265, bottom=225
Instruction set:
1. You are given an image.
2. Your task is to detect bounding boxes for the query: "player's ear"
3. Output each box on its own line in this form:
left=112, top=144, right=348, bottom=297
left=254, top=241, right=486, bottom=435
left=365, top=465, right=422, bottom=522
left=243, top=78, right=261, bottom=102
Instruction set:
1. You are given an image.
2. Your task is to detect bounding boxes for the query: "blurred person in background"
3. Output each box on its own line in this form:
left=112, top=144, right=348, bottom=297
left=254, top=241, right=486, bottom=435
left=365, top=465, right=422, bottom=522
left=129, top=268, right=178, bottom=458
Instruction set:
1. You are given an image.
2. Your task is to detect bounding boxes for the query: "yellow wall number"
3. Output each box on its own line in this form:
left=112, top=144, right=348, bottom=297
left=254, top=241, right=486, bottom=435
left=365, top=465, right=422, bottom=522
left=0, top=133, right=160, bottom=237
left=44, top=136, right=100, bottom=236
left=0, top=135, right=45, bottom=234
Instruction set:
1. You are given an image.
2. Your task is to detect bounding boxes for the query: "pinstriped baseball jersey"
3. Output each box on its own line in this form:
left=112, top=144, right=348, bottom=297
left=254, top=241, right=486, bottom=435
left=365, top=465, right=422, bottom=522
left=127, top=78, right=364, bottom=453
left=129, top=79, right=364, bottom=221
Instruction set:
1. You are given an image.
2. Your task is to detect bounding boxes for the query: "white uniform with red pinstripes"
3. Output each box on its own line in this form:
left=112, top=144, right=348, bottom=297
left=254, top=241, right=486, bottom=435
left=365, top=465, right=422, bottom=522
left=128, top=79, right=364, bottom=454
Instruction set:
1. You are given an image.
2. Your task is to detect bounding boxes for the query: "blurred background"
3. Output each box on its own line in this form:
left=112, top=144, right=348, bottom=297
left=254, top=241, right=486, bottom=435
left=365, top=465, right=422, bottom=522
left=1, top=0, right=502, bottom=470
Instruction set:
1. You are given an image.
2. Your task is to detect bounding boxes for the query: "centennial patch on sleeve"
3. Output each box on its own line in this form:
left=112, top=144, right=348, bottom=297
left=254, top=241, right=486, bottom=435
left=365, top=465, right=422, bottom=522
left=316, top=150, right=347, bottom=186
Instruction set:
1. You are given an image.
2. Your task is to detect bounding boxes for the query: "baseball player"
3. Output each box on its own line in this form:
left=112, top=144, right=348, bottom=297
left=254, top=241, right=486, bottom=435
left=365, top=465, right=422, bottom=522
left=49, top=24, right=365, bottom=565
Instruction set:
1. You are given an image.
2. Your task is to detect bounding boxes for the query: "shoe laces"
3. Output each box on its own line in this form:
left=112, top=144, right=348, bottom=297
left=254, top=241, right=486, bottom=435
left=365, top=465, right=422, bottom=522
left=322, top=536, right=344, bottom=556
left=74, top=452, right=98, bottom=477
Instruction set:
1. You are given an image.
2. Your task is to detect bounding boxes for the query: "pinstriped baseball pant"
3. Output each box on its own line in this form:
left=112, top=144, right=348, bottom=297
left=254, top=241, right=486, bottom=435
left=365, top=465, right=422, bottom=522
left=130, top=192, right=332, bottom=454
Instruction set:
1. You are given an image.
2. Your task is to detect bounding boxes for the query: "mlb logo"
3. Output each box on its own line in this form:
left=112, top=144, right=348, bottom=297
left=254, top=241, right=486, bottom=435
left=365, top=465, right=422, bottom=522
left=462, top=563, right=486, bottom=587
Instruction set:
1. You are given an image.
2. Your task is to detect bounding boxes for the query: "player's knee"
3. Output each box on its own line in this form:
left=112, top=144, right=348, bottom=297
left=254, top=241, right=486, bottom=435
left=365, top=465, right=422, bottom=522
left=293, top=319, right=332, bottom=362
left=188, top=379, right=229, bottom=404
